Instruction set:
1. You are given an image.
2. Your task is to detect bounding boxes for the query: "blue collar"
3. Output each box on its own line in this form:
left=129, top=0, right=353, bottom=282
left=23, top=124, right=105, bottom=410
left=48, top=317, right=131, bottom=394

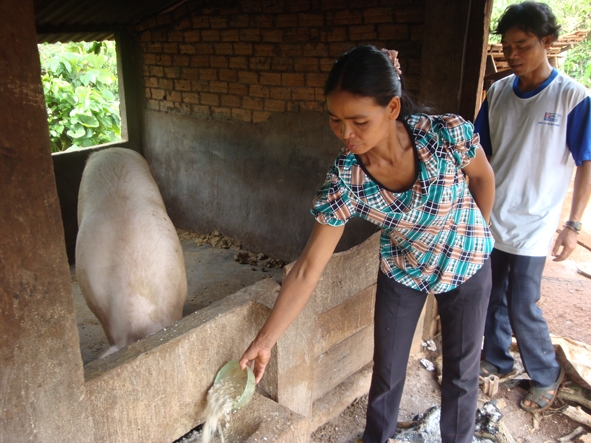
left=512, top=68, right=558, bottom=98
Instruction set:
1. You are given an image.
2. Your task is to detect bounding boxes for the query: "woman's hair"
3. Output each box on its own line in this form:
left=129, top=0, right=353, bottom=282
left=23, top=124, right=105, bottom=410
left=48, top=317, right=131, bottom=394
left=495, top=1, right=561, bottom=42
left=324, top=45, right=423, bottom=119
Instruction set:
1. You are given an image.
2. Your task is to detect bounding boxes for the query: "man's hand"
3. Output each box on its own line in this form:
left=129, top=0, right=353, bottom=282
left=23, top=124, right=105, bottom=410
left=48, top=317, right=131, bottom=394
left=556, top=161, right=591, bottom=261
left=551, top=228, right=579, bottom=261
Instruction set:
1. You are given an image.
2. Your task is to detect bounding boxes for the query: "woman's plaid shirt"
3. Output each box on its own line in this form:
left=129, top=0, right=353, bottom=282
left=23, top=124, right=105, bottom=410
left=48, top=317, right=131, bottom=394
left=311, top=113, right=493, bottom=294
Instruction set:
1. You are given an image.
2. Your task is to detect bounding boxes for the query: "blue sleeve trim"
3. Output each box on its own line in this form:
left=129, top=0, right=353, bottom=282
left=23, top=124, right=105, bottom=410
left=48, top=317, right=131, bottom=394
left=474, top=98, right=492, bottom=156
left=567, top=96, right=591, bottom=166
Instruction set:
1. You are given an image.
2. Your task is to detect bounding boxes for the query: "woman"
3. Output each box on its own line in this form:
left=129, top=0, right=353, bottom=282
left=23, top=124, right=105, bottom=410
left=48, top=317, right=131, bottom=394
left=240, top=45, right=494, bottom=443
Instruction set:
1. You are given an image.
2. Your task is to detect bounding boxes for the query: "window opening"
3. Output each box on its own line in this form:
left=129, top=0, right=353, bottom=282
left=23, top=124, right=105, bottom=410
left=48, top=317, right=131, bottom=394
left=38, top=40, right=122, bottom=153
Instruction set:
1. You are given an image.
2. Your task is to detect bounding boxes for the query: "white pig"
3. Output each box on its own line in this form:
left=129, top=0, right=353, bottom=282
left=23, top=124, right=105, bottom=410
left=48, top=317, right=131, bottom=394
left=76, top=147, right=187, bottom=358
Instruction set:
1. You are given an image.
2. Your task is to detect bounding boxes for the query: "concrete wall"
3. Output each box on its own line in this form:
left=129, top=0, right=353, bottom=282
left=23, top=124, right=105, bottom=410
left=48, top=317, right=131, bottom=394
left=50, top=0, right=491, bottom=264
left=135, top=0, right=425, bottom=262
left=142, top=109, right=377, bottom=260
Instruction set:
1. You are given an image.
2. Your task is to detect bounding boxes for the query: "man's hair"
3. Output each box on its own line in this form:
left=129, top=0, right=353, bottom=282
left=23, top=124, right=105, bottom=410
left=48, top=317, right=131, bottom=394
left=495, top=1, right=561, bottom=42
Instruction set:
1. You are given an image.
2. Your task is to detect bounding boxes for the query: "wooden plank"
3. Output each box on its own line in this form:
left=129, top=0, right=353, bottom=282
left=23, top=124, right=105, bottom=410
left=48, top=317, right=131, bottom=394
left=314, top=285, right=376, bottom=356
left=485, top=54, right=497, bottom=76
left=459, top=0, right=494, bottom=121
left=563, top=406, right=591, bottom=428
left=419, top=0, right=470, bottom=114
left=313, top=326, right=374, bottom=401
left=421, top=293, right=438, bottom=341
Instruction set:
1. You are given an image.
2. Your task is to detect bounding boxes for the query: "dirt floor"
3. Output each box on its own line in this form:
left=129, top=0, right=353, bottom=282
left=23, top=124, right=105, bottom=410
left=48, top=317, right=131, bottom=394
left=71, top=227, right=591, bottom=442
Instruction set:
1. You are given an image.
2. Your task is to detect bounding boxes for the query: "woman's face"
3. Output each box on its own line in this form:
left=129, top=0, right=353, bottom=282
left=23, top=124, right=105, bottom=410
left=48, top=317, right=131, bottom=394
left=326, top=90, right=398, bottom=155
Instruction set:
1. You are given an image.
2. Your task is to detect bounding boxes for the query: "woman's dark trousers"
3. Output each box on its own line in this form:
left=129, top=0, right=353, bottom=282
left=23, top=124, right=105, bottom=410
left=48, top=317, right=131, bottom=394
left=363, top=260, right=491, bottom=443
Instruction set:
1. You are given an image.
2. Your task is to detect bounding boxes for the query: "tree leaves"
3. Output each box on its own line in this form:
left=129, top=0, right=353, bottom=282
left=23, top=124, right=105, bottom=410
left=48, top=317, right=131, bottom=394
left=38, top=41, right=121, bottom=152
left=77, top=114, right=100, bottom=128
left=67, top=123, right=86, bottom=139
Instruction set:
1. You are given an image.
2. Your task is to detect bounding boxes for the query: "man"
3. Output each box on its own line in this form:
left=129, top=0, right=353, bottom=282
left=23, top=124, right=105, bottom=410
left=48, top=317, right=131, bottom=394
left=474, top=1, right=591, bottom=412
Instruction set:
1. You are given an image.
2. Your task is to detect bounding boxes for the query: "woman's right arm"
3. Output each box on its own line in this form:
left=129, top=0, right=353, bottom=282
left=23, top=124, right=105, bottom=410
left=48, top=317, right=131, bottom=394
left=239, top=222, right=345, bottom=383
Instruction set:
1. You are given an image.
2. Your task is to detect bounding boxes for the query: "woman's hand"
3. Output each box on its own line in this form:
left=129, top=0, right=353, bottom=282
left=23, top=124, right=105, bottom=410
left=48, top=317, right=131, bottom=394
left=238, top=222, right=345, bottom=384
left=239, top=338, right=273, bottom=384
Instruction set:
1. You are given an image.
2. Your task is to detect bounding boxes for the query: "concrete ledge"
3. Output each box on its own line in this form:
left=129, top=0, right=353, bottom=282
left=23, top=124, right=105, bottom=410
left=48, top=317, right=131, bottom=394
left=314, top=285, right=376, bottom=356
left=83, top=278, right=280, bottom=443
left=313, top=326, right=374, bottom=401
left=301, top=232, right=381, bottom=314
left=310, top=364, right=373, bottom=432
left=230, top=393, right=310, bottom=443
left=74, top=232, right=427, bottom=442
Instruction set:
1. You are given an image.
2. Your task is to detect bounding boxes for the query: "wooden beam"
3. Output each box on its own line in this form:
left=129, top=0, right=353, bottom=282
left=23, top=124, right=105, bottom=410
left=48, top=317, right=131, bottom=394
left=459, top=0, right=494, bottom=121
left=36, top=24, right=123, bottom=35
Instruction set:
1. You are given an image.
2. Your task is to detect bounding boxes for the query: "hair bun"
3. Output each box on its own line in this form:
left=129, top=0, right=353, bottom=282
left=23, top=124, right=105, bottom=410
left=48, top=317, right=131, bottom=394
left=380, top=48, right=402, bottom=76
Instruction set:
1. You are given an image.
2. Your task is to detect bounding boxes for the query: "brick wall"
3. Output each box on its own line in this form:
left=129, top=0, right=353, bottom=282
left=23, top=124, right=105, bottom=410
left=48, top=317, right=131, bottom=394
left=135, top=0, right=425, bottom=124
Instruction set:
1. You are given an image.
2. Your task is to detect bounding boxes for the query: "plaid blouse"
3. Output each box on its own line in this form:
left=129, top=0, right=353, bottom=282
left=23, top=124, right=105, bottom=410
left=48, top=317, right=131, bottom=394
left=311, top=113, right=493, bottom=294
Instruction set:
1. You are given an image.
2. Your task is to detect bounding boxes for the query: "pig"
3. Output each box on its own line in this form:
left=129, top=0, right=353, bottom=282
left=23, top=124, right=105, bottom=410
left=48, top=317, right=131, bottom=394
left=75, top=147, right=187, bottom=358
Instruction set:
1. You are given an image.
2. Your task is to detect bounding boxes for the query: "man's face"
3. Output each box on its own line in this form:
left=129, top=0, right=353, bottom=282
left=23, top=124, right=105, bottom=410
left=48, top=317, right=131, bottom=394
left=501, top=26, right=552, bottom=78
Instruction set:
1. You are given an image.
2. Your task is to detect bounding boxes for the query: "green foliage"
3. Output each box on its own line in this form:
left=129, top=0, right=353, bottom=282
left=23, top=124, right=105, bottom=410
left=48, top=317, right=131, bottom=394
left=490, top=0, right=591, bottom=87
left=491, top=0, right=591, bottom=35
left=38, top=41, right=121, bottom=153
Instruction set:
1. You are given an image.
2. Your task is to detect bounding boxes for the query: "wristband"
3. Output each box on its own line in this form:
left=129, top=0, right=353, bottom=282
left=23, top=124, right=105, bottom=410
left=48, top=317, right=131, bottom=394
left=565, top=220, right=582, bottom=232
left=563, top=224, right=580, bottom=234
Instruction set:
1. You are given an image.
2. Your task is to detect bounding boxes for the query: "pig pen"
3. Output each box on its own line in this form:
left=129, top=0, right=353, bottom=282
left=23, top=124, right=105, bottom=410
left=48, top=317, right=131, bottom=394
left=71, top=230, right=426, bottom=442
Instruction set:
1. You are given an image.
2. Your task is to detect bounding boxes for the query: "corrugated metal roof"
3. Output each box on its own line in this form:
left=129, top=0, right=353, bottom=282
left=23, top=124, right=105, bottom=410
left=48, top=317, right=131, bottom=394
left=34, top=0, right=187, bottom=43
